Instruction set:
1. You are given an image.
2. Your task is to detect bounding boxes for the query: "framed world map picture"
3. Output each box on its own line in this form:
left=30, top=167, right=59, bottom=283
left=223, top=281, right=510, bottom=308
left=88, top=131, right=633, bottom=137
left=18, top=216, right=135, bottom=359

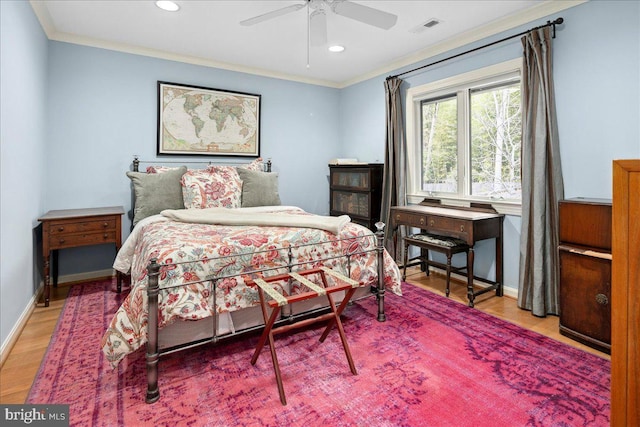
left=157, top=81, right=261, bottom=157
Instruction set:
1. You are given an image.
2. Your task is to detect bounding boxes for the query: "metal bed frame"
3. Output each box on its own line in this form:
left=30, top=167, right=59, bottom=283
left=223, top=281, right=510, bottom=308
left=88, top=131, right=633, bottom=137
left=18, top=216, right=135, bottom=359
left=143, top=224, right=388, bottom=403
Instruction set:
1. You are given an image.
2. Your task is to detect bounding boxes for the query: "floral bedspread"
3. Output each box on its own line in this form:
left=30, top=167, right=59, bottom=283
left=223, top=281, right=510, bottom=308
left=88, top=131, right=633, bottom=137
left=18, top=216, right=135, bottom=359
left=101, top=207, right=402, bottom=367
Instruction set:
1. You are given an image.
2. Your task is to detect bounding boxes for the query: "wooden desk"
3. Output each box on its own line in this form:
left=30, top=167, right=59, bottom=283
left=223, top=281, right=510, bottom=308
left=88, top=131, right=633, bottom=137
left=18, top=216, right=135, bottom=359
left=39, top=206, right=124, bottom=306
left=391, top=204, right=504, bottom=307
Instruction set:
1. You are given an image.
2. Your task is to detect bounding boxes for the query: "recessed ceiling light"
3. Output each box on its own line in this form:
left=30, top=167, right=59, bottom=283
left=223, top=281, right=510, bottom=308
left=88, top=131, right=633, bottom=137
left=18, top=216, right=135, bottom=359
left=156, top=1, right=180, bottom=12
left=328, top=45, right=345, bottom=53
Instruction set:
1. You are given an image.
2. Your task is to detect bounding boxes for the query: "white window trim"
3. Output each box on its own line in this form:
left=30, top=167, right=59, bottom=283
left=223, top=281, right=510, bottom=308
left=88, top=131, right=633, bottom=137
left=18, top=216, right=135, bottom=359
left=405, top=58, right=523, bottom=216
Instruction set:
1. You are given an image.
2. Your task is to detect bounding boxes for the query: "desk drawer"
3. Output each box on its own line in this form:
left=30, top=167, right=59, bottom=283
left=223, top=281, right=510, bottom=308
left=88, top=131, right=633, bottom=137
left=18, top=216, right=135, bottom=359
left=394, top=212, right=427, bottom=228
left=49, top=231, right=117, bottom=249
left=426, top=216, right=468, bottom=235
left=49, top=218, right=116, bottom=235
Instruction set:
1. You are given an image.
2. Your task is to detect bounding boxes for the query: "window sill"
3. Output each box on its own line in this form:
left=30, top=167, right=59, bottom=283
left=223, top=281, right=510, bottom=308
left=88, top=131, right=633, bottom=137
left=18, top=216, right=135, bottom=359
left=406, top=194, right=522, bottom=216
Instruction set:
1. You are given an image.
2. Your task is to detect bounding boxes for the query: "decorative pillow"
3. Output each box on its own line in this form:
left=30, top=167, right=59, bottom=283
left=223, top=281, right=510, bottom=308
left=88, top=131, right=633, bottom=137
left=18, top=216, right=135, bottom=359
left=127, top=166, right=187, bottom=226
left=237, top=168, right=281, bottom=207
left=181, top=167, right=242, bottom=209
left=238, top=157, right=264, bottom=172
left=146, top=165, right=182, bottom=174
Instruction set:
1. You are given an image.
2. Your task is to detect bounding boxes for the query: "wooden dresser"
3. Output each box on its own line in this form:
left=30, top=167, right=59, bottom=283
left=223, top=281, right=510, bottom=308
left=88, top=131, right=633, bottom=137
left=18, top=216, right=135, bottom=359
left=329, top=163, right=383, bottom=230
left=558, top=198, right=612, bottom=353
left=39, top=206, right=124, bottom=306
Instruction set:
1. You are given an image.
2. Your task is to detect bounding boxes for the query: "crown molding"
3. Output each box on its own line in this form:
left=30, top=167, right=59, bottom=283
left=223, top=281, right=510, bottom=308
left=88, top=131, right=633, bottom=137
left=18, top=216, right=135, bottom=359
left=338, top=0, right=587, bottom=88
left=28, top=1, right=341, bottom=89
left=30, top=0, right=586, bottom=89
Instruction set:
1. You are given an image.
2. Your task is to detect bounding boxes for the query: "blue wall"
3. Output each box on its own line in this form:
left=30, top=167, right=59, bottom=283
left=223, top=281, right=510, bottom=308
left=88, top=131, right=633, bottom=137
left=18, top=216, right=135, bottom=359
left=1, top=0, right=639, bottom=348
left=0, top=1, right=49, bottom=350
left=339, top=0, right=640, bottom=292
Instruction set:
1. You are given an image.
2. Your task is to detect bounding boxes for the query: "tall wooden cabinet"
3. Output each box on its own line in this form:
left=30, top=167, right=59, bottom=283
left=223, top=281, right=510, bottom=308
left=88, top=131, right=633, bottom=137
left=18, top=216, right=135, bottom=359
left=558, top=198, right=612, bottom=353
left=329, top=163, right=383, bottom=230
left=611, top=160, right=640, bottom=427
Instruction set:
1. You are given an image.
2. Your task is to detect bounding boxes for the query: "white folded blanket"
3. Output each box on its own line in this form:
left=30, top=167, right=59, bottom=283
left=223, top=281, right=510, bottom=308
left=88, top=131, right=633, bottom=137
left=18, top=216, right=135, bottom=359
left=160, top=207, right=351, bottom=235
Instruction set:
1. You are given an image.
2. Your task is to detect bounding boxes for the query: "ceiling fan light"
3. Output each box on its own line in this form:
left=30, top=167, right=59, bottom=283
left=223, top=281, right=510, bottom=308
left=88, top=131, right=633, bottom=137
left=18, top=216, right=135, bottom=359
left=328, top=45, right=345, bottom=53
left=156, top=1, right=180, bottom=12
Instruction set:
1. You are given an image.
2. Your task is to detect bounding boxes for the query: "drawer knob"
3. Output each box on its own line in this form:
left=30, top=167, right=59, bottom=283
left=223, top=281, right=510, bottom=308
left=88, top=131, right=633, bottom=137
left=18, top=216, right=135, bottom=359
left=460, top=225, right=465, bottom=232
left=420, top=218, right=425, bottom=225
left=103, top=222, right=109, bottom=227
left=595, top=293, right=608, bottom=305
left=429, top=219, right=434, bottom=226
left=58, top=226, right=64, bottom=232
left=104, top=233, right=109, bottom=239
left=59, top=239, right=65, bottom=244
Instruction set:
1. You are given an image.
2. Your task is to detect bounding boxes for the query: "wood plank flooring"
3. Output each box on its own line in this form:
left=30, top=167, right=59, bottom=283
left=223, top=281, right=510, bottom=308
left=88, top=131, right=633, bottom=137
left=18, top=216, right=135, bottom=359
left=0, top=269, right=610, bottom=404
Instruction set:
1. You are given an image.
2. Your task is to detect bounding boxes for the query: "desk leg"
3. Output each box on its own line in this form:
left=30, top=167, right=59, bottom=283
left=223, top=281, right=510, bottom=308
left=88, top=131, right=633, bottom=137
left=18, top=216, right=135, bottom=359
left=467, top=249, right=475, bottom=307
left=52, top=249, right=58, bottom=287
left=496, top=220, right=504, bottom=297
left=43, top=253, right=51, bottom=307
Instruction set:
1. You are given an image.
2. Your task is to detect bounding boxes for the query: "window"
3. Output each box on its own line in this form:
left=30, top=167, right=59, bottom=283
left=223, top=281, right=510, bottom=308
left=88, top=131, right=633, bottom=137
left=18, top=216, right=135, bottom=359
left=406, top=59, right=522, bottom=215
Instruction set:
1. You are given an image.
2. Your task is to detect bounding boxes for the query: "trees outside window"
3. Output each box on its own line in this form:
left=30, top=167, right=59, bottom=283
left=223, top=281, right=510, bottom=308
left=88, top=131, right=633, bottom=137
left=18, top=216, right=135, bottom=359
left=406, top=59, right=522, bottom=214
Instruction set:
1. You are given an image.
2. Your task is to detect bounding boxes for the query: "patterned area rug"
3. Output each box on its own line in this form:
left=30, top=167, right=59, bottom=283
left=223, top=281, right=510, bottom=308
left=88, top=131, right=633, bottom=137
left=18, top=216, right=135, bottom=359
left=28, top=280, right=610, bottom=426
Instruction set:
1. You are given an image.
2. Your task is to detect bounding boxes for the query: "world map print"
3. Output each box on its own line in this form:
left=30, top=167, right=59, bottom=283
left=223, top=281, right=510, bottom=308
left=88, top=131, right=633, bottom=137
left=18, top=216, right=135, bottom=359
left=159, top=83, right=260, bottom=155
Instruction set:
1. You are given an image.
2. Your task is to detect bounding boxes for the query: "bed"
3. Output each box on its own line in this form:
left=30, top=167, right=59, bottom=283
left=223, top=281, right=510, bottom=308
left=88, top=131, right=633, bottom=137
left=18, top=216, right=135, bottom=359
left=101, top=157, right=402, bottom=403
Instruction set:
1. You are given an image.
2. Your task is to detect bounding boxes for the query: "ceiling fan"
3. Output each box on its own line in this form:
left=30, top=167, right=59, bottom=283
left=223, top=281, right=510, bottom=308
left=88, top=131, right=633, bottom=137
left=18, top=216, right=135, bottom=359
left=240, top=0, right=398, bottom=47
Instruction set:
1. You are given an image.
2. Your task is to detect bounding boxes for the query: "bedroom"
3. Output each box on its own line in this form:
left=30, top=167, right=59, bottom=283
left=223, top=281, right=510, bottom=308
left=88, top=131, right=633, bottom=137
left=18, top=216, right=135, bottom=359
left=1, top=0, right=639, bottom=424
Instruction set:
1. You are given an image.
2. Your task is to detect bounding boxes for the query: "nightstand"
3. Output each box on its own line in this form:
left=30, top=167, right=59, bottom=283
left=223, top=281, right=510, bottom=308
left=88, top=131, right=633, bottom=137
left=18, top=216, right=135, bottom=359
left=38, top=206, right=124, bottom=306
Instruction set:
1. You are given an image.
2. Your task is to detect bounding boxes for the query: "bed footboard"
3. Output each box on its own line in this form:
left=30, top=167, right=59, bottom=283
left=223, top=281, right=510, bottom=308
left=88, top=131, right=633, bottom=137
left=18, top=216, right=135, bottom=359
left=144, top=224, right=388, bottom=404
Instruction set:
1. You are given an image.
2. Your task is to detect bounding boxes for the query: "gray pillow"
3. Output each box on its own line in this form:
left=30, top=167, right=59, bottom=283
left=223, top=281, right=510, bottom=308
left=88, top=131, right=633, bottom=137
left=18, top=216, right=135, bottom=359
left=127, top=166, right=187, bottom=225
left=237, top=168, right=281, bottom=207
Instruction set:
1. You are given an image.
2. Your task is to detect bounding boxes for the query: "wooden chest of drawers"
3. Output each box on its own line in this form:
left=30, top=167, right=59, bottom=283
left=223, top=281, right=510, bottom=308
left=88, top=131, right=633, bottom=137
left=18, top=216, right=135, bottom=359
left=39, top=206, right=124, bottom=306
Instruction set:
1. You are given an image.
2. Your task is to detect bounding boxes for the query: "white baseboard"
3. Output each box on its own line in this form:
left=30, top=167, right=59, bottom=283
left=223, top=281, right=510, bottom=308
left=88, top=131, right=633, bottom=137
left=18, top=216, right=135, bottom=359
left=0, top=269, right=116, bottom=368
left=57, top=268, right=115, bottom=284
left=413, top=267, right=519, bottom=300
left=0, top=288, right=38, bottom=368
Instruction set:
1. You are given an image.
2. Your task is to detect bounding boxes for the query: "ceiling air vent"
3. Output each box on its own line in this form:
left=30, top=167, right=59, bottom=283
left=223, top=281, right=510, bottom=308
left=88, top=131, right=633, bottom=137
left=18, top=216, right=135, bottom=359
left=410, top=18, right=441, bottom=34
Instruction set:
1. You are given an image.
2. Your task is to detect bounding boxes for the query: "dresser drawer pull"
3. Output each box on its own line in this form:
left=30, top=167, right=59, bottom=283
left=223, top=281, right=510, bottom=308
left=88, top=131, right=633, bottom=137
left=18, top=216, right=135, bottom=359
left=429, top=219, right=434, bottom=226
left=104, top=234, right=109, bottom=239
left=59, top=239, right=65, bottom=244
left=420, top=218, right=425, bottom=225
left=58, top=227, right=64, bottom=232
left=595, top=293, right=608, bottom=305
left=103, top=222, right=109, bottom=227
left=460, top=225, right=465, bottom=232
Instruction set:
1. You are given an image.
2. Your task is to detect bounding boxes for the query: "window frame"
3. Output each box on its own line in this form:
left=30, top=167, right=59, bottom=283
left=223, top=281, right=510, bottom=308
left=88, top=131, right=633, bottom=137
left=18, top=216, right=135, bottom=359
left=405, top=58, right=523, bottom=216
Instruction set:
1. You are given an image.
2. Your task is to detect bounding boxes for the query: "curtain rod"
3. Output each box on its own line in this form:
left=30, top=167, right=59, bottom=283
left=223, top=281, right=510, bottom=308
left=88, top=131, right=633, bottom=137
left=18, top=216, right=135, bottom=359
left=387, top=17, right=564, bottom=80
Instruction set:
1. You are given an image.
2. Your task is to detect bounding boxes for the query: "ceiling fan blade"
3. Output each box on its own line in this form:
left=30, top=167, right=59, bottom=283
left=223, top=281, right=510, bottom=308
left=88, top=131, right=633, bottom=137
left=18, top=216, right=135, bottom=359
left=240, top=3, right=306, bottom=26
left=330, top=0, right=397, bottom=30
left=310, top=9, right=328, bottom=46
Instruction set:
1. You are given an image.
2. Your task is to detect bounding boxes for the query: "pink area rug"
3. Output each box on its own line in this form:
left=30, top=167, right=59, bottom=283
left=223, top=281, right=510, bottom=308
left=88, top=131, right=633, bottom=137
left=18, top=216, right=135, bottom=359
left=28, top=280, right=610, bottom=426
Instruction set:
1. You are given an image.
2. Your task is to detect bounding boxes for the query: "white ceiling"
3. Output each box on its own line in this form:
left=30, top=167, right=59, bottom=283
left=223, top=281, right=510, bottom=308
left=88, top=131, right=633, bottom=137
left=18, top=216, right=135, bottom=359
left=30, top=0, right=578, bottom=88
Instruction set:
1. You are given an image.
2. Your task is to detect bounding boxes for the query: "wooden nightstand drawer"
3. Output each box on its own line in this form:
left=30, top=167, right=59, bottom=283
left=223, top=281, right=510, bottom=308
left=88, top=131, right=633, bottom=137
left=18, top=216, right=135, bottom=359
left=49, top=219, right=116, bottom=235
left=49, top=231, right=117, bottom=249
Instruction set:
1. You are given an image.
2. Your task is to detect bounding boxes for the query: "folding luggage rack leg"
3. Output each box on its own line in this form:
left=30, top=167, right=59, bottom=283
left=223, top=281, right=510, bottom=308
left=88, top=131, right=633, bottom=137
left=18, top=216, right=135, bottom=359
left=248, top=267, right=360, bottom=405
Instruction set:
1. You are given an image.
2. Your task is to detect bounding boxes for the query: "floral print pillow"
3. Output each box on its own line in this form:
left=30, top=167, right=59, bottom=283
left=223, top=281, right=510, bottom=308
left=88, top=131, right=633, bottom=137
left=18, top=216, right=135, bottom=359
left=181, top=167, right=242, bottom=209
left=146, top=166, right=182, bottom=174
left=241, top=157, right=264, bottom=172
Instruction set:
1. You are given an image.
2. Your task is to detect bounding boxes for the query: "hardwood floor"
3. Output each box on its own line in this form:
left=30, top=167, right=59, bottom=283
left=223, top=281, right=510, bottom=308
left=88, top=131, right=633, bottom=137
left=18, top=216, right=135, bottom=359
left=0, top=269, right=610, bottom=404
left=0, top=284, right=70, bottom=404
